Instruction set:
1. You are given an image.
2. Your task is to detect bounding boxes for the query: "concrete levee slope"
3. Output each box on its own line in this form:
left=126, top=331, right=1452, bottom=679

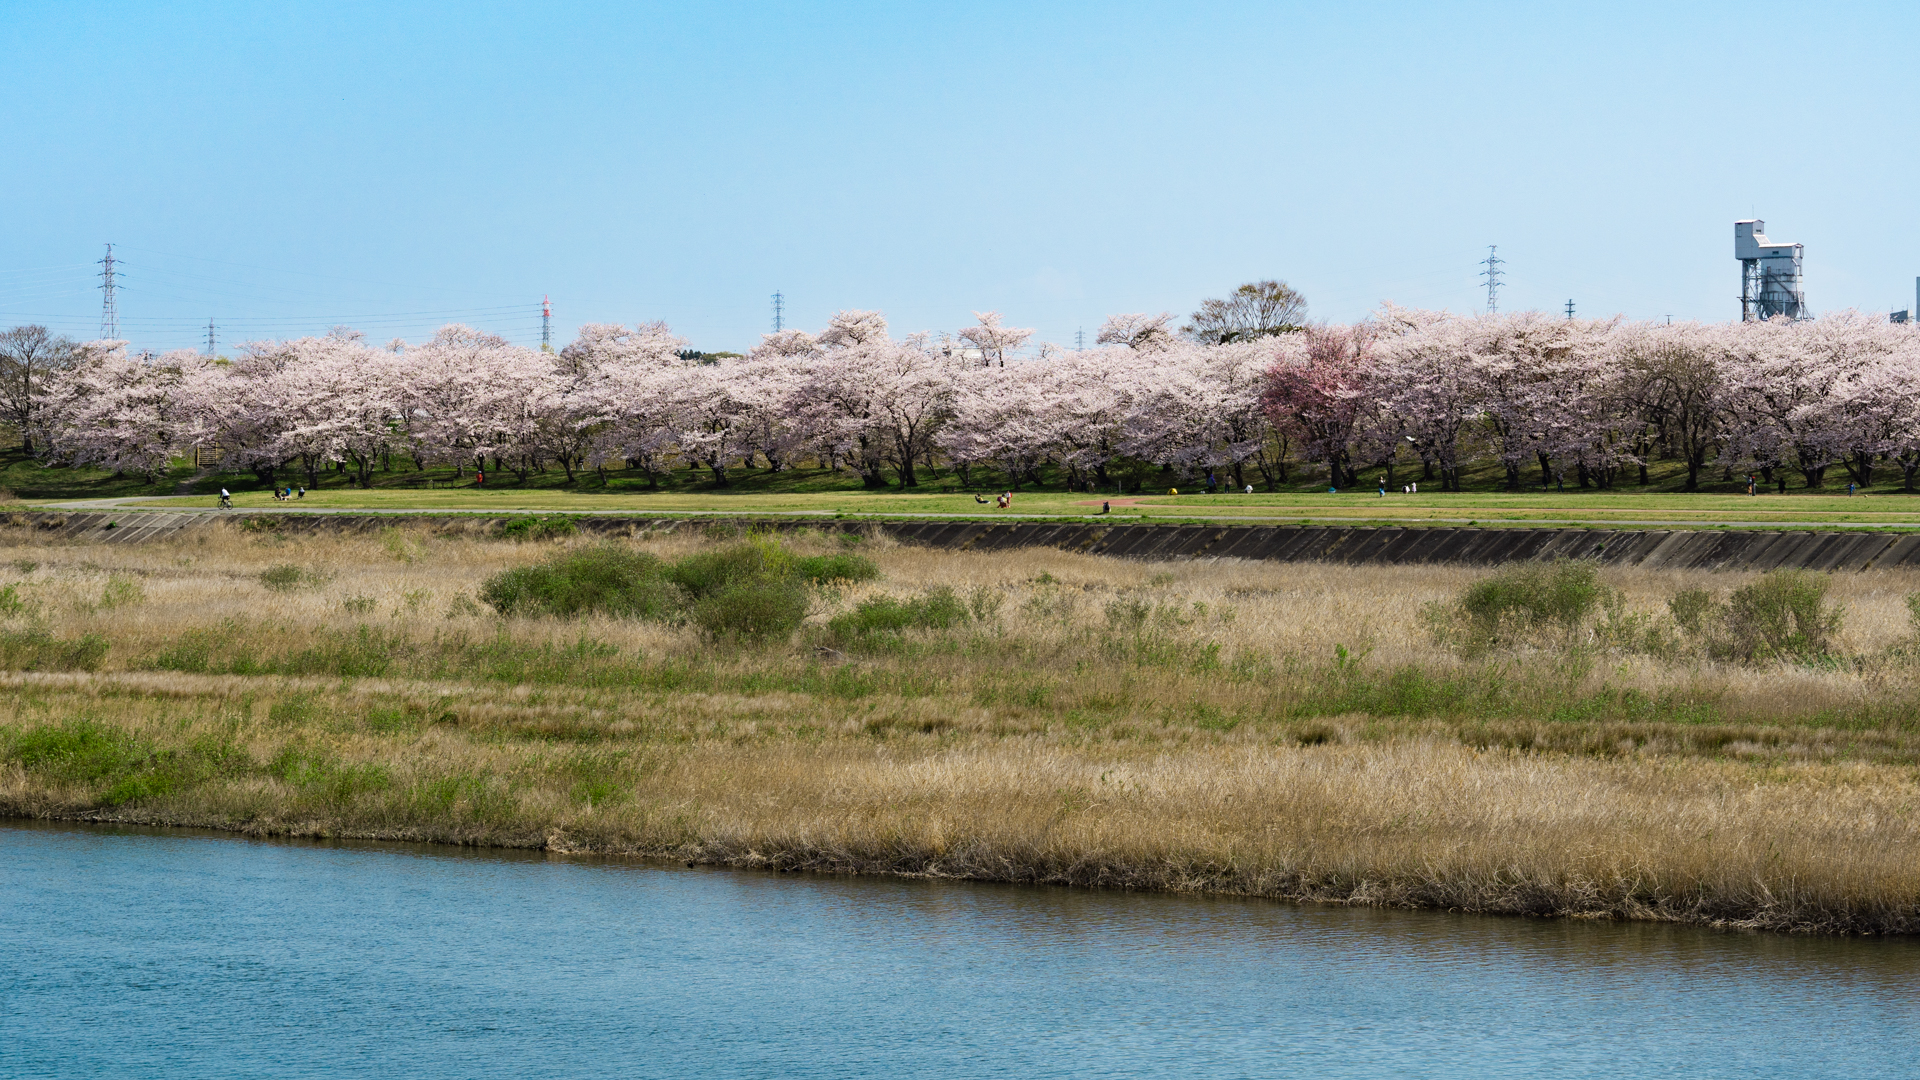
left=10, top=510, right=1920, bottom=571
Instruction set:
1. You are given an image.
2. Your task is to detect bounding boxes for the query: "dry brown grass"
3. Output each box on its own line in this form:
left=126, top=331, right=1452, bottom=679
left=2, top=519, right=1919, bottom=934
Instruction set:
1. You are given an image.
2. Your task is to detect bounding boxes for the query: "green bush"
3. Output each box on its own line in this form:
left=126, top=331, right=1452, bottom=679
left=1668, top=589, right=1716, bottom=637
left=475, top=536, right=863, bottom=643
left=827, top=587, right=969, bottom=645
left=1461, top=560, right=1603, bottom=635
left=792, top=552, right=880, bottom=585
left=497, top=514, right=580, bottom=541
left=480, top=547, right=678, bottom=618
left=1722, top=570, right=1843, bottom=662
left=1425, top=560, right=1606, bottom=653
left=1668, top=570, right=1845, bottom=664
left=665, top=536, right=796, bottom=599
left=690, top=579, right=811, bottom=641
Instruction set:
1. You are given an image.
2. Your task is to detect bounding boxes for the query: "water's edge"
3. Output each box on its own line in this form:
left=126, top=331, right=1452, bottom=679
left=6, top=806, right=1901, bottom=938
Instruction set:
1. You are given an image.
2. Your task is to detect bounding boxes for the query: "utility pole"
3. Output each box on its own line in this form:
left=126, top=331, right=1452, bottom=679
left=541, top=295, right=552, bottom=352
left=1479, top=245, right=1504, bottom=314
left=205, top=317, right=217, bottom=356
left=771, top=291, right=784, bottom=333
left=98, top=243, right=119, bottom=339
left=1564, top=299, right=1575, bottom=319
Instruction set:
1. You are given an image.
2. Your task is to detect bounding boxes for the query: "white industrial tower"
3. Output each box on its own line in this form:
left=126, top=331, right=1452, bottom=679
left=1735, top=219, right=1805, bottom=321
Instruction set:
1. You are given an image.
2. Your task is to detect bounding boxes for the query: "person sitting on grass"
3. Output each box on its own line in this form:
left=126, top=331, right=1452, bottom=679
left=974, top=493, right=989, bottom=504
left=296, top=486, right=305, bottom=499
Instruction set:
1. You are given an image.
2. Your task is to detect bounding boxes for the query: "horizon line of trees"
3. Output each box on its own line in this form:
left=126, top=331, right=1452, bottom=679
left=9, top=284, right=1920, bottom=494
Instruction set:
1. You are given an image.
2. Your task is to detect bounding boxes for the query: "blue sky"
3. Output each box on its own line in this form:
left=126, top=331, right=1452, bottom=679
left=3, top=1, right=1917, bottom=353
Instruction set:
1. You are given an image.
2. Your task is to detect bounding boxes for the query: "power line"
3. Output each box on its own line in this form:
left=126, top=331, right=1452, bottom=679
left=771, top=291, right=784, bottom=333
left=1479, top=245, right=1504, bottom=314
left=98, top=243, right=119, bottom=338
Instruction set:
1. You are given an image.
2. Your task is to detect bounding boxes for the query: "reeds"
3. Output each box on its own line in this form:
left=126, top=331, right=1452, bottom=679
left=2, top=519, right=1918, bottom=934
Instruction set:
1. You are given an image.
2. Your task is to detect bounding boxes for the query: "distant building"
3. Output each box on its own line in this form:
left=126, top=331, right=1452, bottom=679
left=1735, top=219, right=1806, bottom=321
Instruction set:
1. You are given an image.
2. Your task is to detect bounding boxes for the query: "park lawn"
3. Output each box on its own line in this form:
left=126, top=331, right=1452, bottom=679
left=92, top=485, right=1920, bottom=527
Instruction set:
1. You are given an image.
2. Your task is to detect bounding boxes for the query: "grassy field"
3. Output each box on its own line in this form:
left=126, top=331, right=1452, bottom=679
left=15, top=445, right=1920, bottom=530
left=2, top=520, right=1918, bottom=934
left=81, top=485, right=1920, bottom=529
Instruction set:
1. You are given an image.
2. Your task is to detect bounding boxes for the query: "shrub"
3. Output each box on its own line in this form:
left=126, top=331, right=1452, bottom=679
left=476, top=536, right=862, bottom=644
left=1668, top=570, right=1845, bottom=664
left=1461, top=560, right=1603, bottom=636
left=690, top=579, right=811, bottom=641
left=665, top=536, right=796, bottom=599
left=497, top=515, right=580, bottom=542
left=1722, top=570, right=1843, bottom=662
left=827, top=587, right=969, bottom=645
left=1668, top=589, right=1716, bottom=637
left=792, top=552, right=880, bottom=585
left=480, top=547, right=678, bottom=618
left=1426, top=560, right=1606, bottom=653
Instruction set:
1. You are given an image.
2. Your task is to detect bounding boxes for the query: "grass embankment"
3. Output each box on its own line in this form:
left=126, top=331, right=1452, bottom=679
left=1, top=521, right=1917, bottom=934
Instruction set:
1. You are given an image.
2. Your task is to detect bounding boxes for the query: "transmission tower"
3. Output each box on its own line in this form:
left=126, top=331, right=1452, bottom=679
left=98, top=243, right=119, bottom=338
left=541, top=295, right=552, bottom=351
left=1564, top=299, right=1575, bottom=319
left=205, top=317, right=217, bottom=356
left=1075, top=327, right=1084, bottom=350
left=1479, top=245, right=1504, bottom=314
left=771, top=291, right=784, bottom=332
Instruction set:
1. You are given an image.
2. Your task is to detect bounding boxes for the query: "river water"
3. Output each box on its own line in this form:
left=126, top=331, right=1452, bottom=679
left=3, top=821, right=1915, bottom=1079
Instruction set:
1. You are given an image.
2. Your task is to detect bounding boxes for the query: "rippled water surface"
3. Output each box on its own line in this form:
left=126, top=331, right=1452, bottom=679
left=3, top=821, right=1916, bottom=1078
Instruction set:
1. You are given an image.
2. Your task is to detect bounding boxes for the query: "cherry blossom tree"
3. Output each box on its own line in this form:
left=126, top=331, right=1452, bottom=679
left=957, top=311, right=1033, bottom=368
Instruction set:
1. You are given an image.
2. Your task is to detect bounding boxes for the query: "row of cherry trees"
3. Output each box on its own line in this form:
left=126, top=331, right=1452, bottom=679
left=30, top=307, right=1920, bottom=491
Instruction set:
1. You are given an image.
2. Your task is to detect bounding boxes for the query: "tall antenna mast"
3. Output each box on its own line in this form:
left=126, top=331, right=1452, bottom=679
left=98, top=243, right=119, bottom=339
left=205, top=317, right=216, bottom=356
left=541, top=295, right=552, bottom=351
left=771, top=291, right=784, bottom=332
left=1479, top=245, right=1504, bottom=314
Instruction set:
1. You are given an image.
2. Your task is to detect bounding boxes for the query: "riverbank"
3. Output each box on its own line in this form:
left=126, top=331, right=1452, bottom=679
left=2, top=521, right=1917, bottom=934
